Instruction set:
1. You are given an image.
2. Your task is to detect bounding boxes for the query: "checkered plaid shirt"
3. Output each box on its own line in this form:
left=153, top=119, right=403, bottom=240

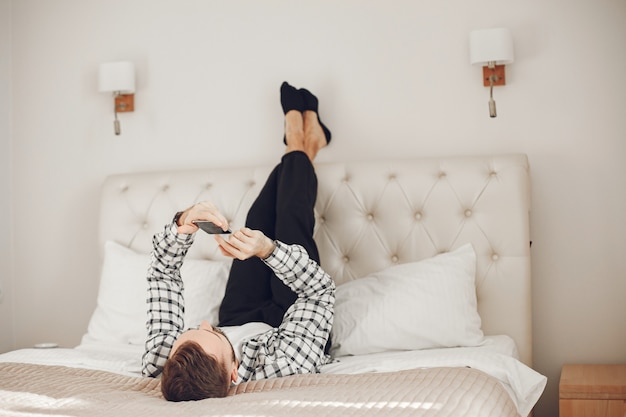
left=141, top=223, right=335, bottom=383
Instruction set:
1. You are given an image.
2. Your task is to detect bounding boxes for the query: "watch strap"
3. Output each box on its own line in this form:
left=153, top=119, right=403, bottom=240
left=172, top=211, right=184, bottom=226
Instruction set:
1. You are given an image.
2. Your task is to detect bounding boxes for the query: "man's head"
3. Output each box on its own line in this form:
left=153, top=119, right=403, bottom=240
left=161, top=321, right=239, bottom=401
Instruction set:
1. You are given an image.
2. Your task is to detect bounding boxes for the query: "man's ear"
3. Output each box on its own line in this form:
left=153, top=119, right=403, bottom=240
left=230, top=366, right=238, bottom=383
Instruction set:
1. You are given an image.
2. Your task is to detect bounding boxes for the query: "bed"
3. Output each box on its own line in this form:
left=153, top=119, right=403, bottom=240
left=0, top=154, right=546, bottom=417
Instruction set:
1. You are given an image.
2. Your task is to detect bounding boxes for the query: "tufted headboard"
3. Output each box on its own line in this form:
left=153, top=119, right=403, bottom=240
left=99, top=154, right=532, bottom=366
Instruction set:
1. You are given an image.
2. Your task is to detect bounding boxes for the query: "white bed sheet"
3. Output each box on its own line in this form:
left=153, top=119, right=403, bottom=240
left=0, top=337, right=144, bottom=377
left=321, top=335, right=546, bottom=417
left=0, top=335, right=545, bottom=417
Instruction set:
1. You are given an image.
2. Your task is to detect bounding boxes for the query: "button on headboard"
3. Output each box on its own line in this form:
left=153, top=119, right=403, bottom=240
left=99, top=154, right=532, bottom=365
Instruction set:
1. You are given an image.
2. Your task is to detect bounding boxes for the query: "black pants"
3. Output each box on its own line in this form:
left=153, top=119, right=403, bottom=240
left=218, top=151, right=320, bottom=328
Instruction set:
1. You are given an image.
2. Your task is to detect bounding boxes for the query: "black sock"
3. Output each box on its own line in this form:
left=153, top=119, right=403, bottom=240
left=300, top=88, right=331, bottom=144
left=280, top=82, right=304, bottom=114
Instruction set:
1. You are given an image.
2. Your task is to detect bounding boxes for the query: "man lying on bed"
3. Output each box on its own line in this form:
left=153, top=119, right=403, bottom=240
left=141, top=82, right=335, bottom=402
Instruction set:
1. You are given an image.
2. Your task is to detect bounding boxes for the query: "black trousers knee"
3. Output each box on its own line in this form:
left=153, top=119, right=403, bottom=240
left=218, top=151, right=320, bottom=328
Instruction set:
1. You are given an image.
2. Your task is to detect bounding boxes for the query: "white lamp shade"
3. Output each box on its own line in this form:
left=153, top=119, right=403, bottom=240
left=98, top=61, right=135, bottom=93
left=469, top=28, right=514, bottom=65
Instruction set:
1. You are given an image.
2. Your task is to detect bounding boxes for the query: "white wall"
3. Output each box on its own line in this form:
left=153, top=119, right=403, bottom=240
left=5, top=1, right=626, bottom=416
left=0, top=0, right=13, bottom=355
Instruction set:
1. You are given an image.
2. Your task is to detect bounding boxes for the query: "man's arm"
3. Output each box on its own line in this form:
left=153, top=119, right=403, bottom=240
left=141, top=223, right=194, bottom=377
left=238, top=241, right=335, bottom=381
left=141, top=201, right=229, bottom=377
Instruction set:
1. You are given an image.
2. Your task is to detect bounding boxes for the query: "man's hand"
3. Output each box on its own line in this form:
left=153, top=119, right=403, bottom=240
left=175, top=201, right=229, bottom=235
left=214, top=228, right=275, bottom=260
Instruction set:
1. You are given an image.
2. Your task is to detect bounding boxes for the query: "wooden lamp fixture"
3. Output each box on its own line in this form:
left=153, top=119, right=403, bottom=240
left=98, top=61, right=135, bottom=135
left=469, top=28, right=514, bottom=118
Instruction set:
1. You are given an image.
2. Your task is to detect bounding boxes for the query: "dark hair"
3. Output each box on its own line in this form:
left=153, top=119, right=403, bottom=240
left=161, top=341, right=230, bottom=401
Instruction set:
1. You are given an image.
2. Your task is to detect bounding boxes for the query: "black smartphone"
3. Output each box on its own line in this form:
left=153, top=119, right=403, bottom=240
left=193, top=221, right=231, bottom=234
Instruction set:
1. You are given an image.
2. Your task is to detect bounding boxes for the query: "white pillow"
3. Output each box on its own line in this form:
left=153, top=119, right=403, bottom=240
left=86, top=240, right=230, bottom=345
left=330, top=243, right=484, bottom=357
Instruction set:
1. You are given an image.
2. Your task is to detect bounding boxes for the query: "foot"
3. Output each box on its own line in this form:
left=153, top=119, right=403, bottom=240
left=303, top=110, right=328, bottom=161
left=299, top=88, right=331, bottom=145
left=280, top=82, right=304, bottom=114
left=284, top=109, right=305, bottom=151
left=281, top=82, right=305, bottom=145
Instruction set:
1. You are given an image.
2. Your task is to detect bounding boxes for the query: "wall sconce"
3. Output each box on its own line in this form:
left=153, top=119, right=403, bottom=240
left=98, top=61, right=135, bottom=135
left=469, top=28, right=514, bottom=118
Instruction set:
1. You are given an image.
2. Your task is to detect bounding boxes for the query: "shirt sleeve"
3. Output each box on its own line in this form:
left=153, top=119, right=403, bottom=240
left=237, top=241, right=335, bottom=382
left=141, top=223, right=194, bottom=377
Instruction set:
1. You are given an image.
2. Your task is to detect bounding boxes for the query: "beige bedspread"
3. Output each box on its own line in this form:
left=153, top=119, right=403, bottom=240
left=0, top=362, right=519, bottom=417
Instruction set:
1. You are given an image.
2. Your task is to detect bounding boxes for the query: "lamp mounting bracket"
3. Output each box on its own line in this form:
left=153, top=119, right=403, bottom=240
left=115, top=94, right=134, bottom=113
left=482, top=65, right=506, bottom=86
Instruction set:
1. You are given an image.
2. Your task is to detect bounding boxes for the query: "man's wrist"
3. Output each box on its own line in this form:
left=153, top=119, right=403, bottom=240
left=259, top=238, right=276, bottom=259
